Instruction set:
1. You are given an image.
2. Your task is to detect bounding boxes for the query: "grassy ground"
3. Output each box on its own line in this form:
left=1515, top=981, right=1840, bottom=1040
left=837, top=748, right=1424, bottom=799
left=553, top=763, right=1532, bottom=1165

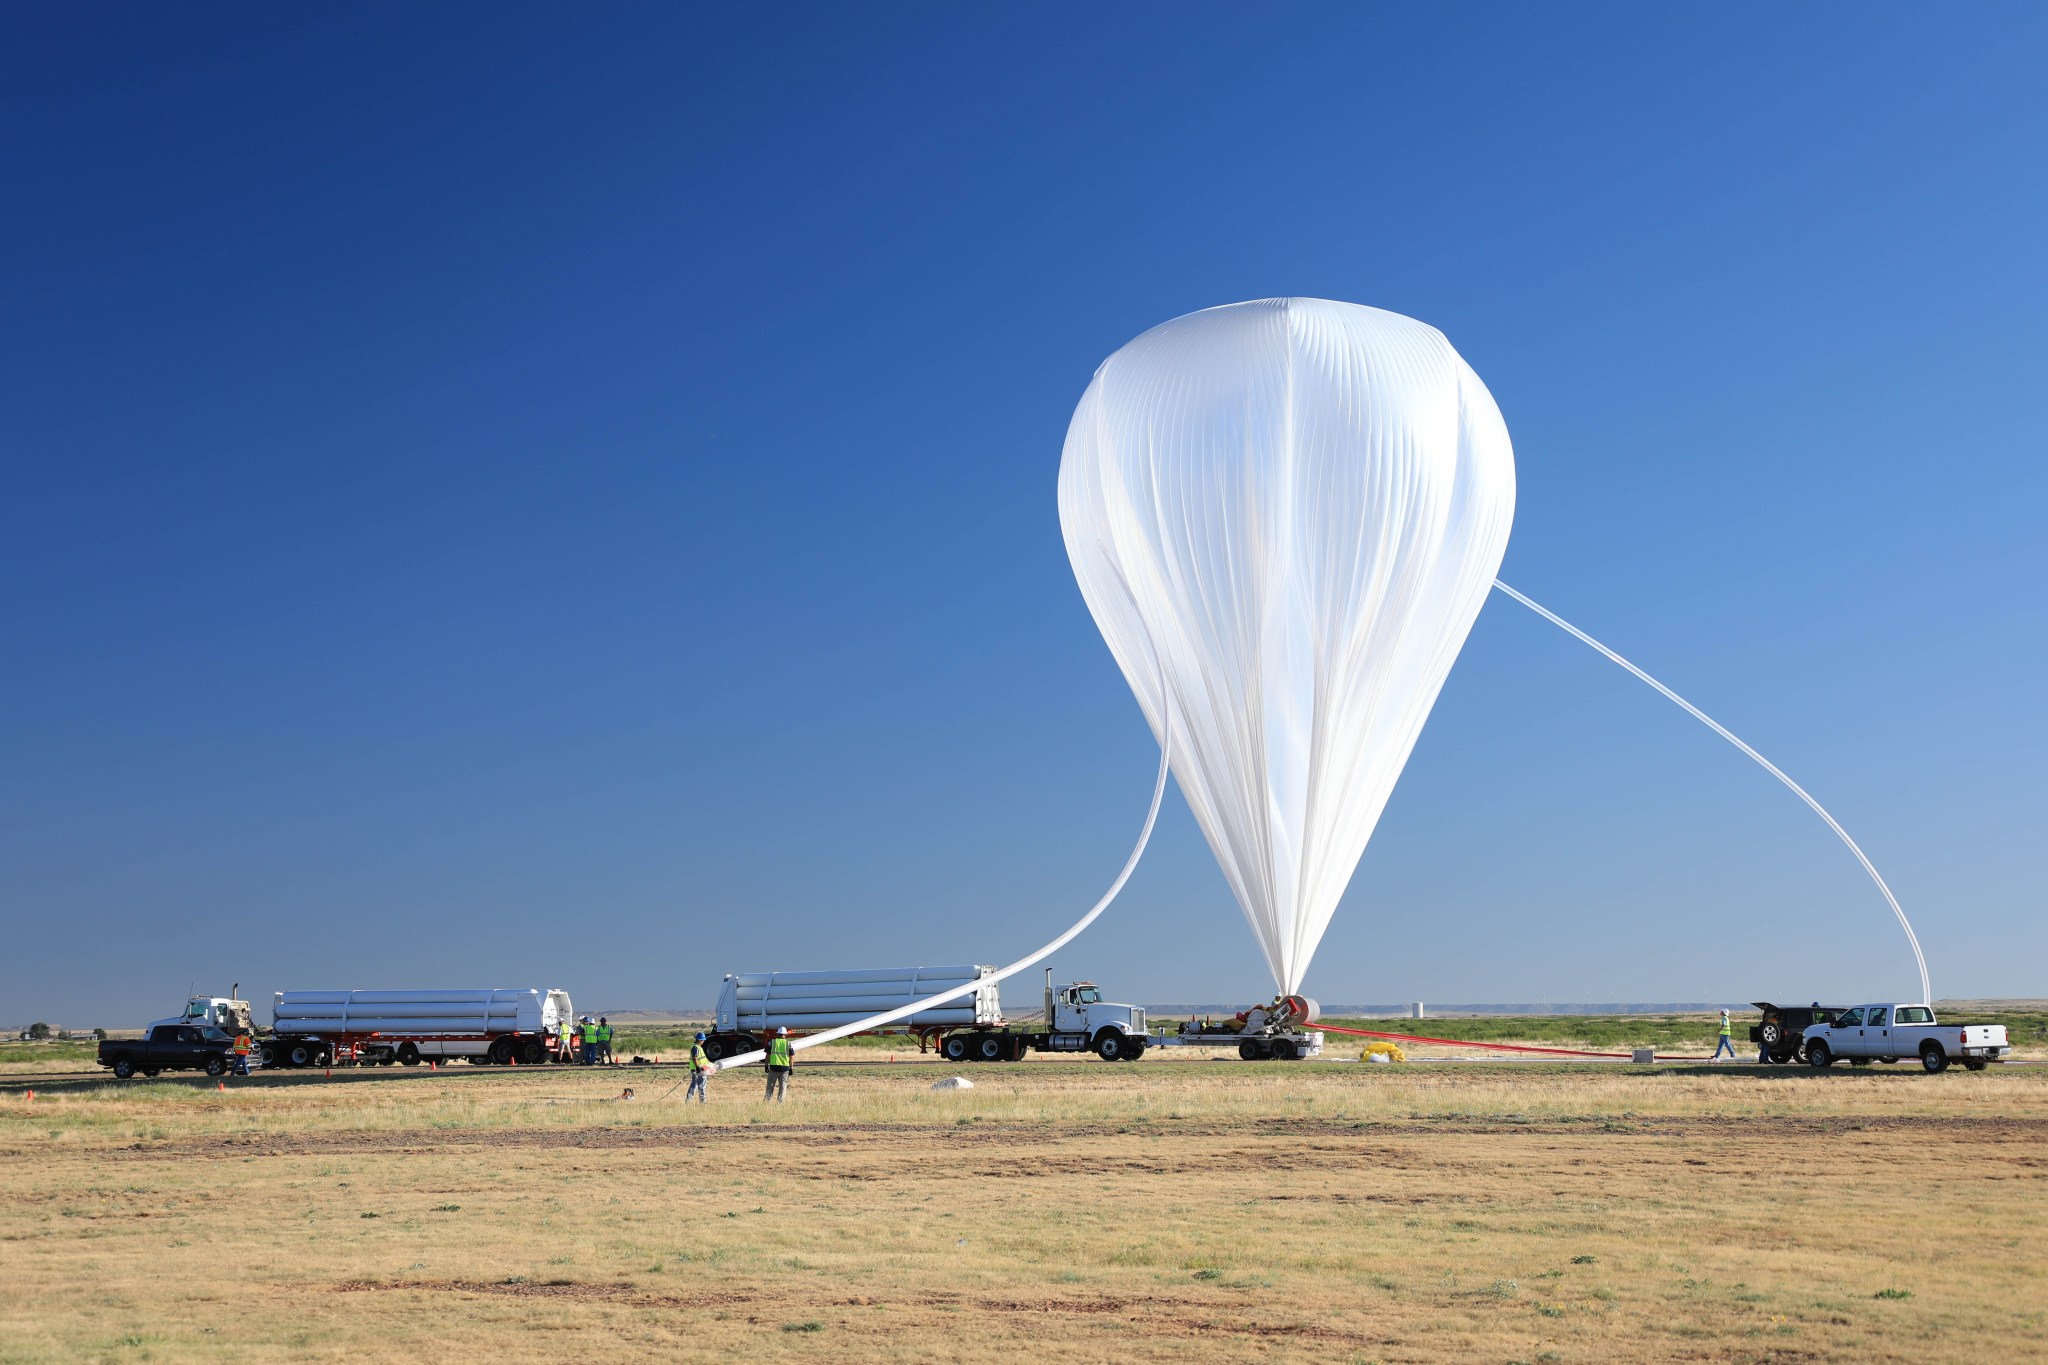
left=3, top=1058, right=2043, bottom=1363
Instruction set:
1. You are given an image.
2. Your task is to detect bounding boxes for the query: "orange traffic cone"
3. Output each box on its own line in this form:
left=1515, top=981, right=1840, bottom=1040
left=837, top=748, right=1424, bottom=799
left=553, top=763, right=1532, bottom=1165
left=23, top=1090, right=31, bottom=1102
left=217, top=1081, right=226, bottom=1092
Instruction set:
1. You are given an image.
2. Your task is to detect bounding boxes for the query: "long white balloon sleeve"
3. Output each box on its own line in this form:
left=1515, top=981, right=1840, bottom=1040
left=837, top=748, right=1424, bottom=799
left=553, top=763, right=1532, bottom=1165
left=1059, top=299, right=1515, bottom=995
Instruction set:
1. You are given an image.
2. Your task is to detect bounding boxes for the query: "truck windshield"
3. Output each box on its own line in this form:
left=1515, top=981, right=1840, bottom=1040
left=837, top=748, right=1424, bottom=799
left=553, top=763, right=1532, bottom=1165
left=185, top=1002, right=207, bottom=1018
left=1077, top=987, right=1101, bottom=1004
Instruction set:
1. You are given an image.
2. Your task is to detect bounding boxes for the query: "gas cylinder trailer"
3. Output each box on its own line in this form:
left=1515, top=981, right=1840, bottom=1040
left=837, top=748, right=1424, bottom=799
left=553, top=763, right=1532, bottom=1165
left=705, top=965, right=1005, bottom=1060
left=265, top=988, right=576, bottom=1068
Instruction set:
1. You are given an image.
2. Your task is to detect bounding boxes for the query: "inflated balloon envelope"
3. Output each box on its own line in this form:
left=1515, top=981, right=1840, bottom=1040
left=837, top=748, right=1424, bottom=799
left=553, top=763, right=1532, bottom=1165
left=1058, top=298, right=1516, bottom=996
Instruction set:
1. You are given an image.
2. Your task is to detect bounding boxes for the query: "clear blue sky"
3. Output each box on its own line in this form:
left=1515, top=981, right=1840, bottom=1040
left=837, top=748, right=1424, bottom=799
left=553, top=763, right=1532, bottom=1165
left=4, top=7, right=2043, bottom=1027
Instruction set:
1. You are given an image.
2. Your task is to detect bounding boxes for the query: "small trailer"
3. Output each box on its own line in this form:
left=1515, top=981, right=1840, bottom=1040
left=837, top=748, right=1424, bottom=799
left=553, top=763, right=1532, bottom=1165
left=266, top=988, right=575, bottom=1068
left=1147, top=994, right=1326, bottom=1061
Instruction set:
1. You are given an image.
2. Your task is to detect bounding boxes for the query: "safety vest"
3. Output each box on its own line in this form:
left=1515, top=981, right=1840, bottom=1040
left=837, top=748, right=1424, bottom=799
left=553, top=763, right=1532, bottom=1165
left=234, top=1033, right=252, bottom=1055
left=580, top=1022, right=594, bottom=1044
left=767, top=1036, right=792, bottom=1068
left=1719, top=1016, right=1732, bottom=1037
left=597, top=1024, right=612, bottom=1044
left=690, top=1043, right=712, bottom=1071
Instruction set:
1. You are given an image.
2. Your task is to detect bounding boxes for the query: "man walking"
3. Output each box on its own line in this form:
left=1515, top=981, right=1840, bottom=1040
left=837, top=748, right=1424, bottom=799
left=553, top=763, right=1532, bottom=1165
left=686, top=1032, right=714, bottom=1103
left=232, top=1028, right=253, bottom=1076
left=1710, top=1009, right=1737, bottom=1061
left=764, top=1025, right=793, bottom=1102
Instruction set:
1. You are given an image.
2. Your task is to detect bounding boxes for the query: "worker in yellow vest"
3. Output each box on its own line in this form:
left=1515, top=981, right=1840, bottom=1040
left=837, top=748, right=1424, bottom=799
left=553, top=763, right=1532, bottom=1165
left=597, top=1017, right=613, bottom=1065
left=764, top=1026, right=793, bottom=1102
left=686, top=1032, right=714, bottom=1102
left=579, top=1017, right=596, bottom=1065
left=1710, top=1009, right=1737, bottom=1061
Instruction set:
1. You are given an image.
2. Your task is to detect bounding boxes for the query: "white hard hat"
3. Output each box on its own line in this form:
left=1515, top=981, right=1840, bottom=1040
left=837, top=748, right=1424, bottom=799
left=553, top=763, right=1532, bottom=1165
left=777, top=1026, right=788, bottom=1035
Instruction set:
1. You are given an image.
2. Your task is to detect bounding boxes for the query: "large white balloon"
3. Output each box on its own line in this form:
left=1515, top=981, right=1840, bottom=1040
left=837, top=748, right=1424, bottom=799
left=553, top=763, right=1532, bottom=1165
left=1059, top=298, right=1516, bottom=994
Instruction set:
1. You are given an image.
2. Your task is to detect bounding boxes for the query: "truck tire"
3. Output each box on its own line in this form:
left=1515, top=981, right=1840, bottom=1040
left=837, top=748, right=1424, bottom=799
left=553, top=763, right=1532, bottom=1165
left=113, top=1059, right=133, bottom=1079
left=397, top=1044, right=421, bottom=1067
left=942, top=1034, right=971, bottom=1062
left=974, top=1035, right=1005, bottom=1063
left=517, top=1038, right=546, bottom=1066
left=1094, top=1031, right=1127, bottom=1062
left=142, top=1069, right=159, bottom=1077
left=1238, top=1039, right=1266, bottom=1061
left=1123, top=1037, right=1146, bottom=1061
left=1271, top=1039, right=1299, bottom=1061
left=701, top=1037, right=727, bottom=1062
left=1964, top=1060, right=1988, bottom=1071
left=259, top=1044, right=280, bottom=1068
left=486, top=1038, right=513, bottom=1066
left=205, top=1058, right=226, bottom=1077
left=1758, top=1020, right=1783, bottom=1048
left=1806, top=1040, right=1833, bottom=1068
left=1920, top=1043, right=1948, bottom=1074
left=286, top=1043, right=316, bottom=1069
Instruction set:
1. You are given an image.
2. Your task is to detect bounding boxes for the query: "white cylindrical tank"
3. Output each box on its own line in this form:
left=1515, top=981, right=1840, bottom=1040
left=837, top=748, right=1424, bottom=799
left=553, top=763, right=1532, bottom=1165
left=715, top=967, right=1001, bottom=1035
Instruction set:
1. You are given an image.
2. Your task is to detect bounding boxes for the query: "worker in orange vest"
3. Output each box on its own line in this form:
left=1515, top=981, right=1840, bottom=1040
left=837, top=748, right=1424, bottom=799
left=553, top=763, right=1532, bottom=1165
left=232, top=1030, right=253, bottom=1076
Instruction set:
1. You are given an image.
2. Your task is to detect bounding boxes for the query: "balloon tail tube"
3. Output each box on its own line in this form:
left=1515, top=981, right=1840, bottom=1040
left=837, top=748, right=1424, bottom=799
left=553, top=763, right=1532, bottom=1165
left=1491, top=578, right=1930, bottom=1006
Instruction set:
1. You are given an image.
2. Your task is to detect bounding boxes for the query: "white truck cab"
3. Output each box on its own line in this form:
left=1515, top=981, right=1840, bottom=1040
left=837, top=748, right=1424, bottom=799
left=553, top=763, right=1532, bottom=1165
left=1803, top=1003, right=2009, bottom=1073
left=1045, top=976, right=1148, bottom=1059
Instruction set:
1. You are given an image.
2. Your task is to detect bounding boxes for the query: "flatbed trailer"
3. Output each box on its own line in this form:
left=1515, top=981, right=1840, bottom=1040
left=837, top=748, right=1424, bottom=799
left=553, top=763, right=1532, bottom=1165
left=1147, top=995, right=1326, bottom=1060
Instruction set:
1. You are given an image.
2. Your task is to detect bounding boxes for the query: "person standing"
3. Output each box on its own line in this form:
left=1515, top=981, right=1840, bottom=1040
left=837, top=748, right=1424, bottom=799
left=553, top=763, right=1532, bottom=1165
left=764, top=1025, right=793, bottom=1102
left=686, top=1032, right=714, bottom=1103
left=598, top=1017, right=613, bottom=1065
left=580, top=1017, right=596, bottom=1065
left=1710, top=1009, right=1737, bottom=1061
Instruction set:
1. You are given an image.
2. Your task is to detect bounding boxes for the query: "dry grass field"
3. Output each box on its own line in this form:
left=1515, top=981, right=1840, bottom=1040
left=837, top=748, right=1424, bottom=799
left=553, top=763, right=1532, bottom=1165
left=3, top=1059, right=2043, bottom=1364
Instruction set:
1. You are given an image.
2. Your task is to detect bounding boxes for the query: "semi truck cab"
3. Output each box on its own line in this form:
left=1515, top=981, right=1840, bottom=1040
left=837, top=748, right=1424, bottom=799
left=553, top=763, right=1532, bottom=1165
left=1044, top=977, right=1147, bottom=1057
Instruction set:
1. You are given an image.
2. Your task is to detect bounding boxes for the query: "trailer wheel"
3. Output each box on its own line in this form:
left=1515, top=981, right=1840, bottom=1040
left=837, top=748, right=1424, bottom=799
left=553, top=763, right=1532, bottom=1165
left=397, top=1044, right=421, bottom=1067
left=1806, top=1041, right=1833, bottom=1068
left=1094, top=1032, right=1126, bottom=1062
left=1920, top=1043, right=1948, bottom=1074
left=1238, top=1039, right=1265, bottom=1061
left=974, top=1035, right=1005, bottom=1063
left=517, top=1038, right=546, bottom=1066
left=486, top=1038, right=513, bottom=1065
left=942, top=1034, right=971, bottom=1062
left=113, top=1059, right=133, bottom=1079
left=259, top=1044, right=279, bottom=1068
left=285, top=1043, right=314, bottom=1068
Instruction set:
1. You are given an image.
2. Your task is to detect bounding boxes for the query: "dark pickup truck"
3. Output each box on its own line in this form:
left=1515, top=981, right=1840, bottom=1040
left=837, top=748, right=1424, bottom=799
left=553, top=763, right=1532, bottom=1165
left=97, top=1023, right=237, bottom=1078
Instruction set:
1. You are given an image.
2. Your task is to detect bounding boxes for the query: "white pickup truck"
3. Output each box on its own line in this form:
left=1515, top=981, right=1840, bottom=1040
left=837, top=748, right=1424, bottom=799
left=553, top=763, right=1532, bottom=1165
left=1802, top=1003, right=2009, bottom=1073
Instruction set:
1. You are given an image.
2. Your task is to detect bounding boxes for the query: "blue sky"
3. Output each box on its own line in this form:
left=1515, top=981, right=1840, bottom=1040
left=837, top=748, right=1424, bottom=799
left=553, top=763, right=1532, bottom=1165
left=4, top=7, right=2043, bottom=1026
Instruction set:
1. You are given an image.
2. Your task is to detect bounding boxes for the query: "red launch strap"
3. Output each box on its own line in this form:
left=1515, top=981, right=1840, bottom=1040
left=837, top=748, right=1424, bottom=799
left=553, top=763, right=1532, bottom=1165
left=1318, top=1022, right=1709, bottom=1062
